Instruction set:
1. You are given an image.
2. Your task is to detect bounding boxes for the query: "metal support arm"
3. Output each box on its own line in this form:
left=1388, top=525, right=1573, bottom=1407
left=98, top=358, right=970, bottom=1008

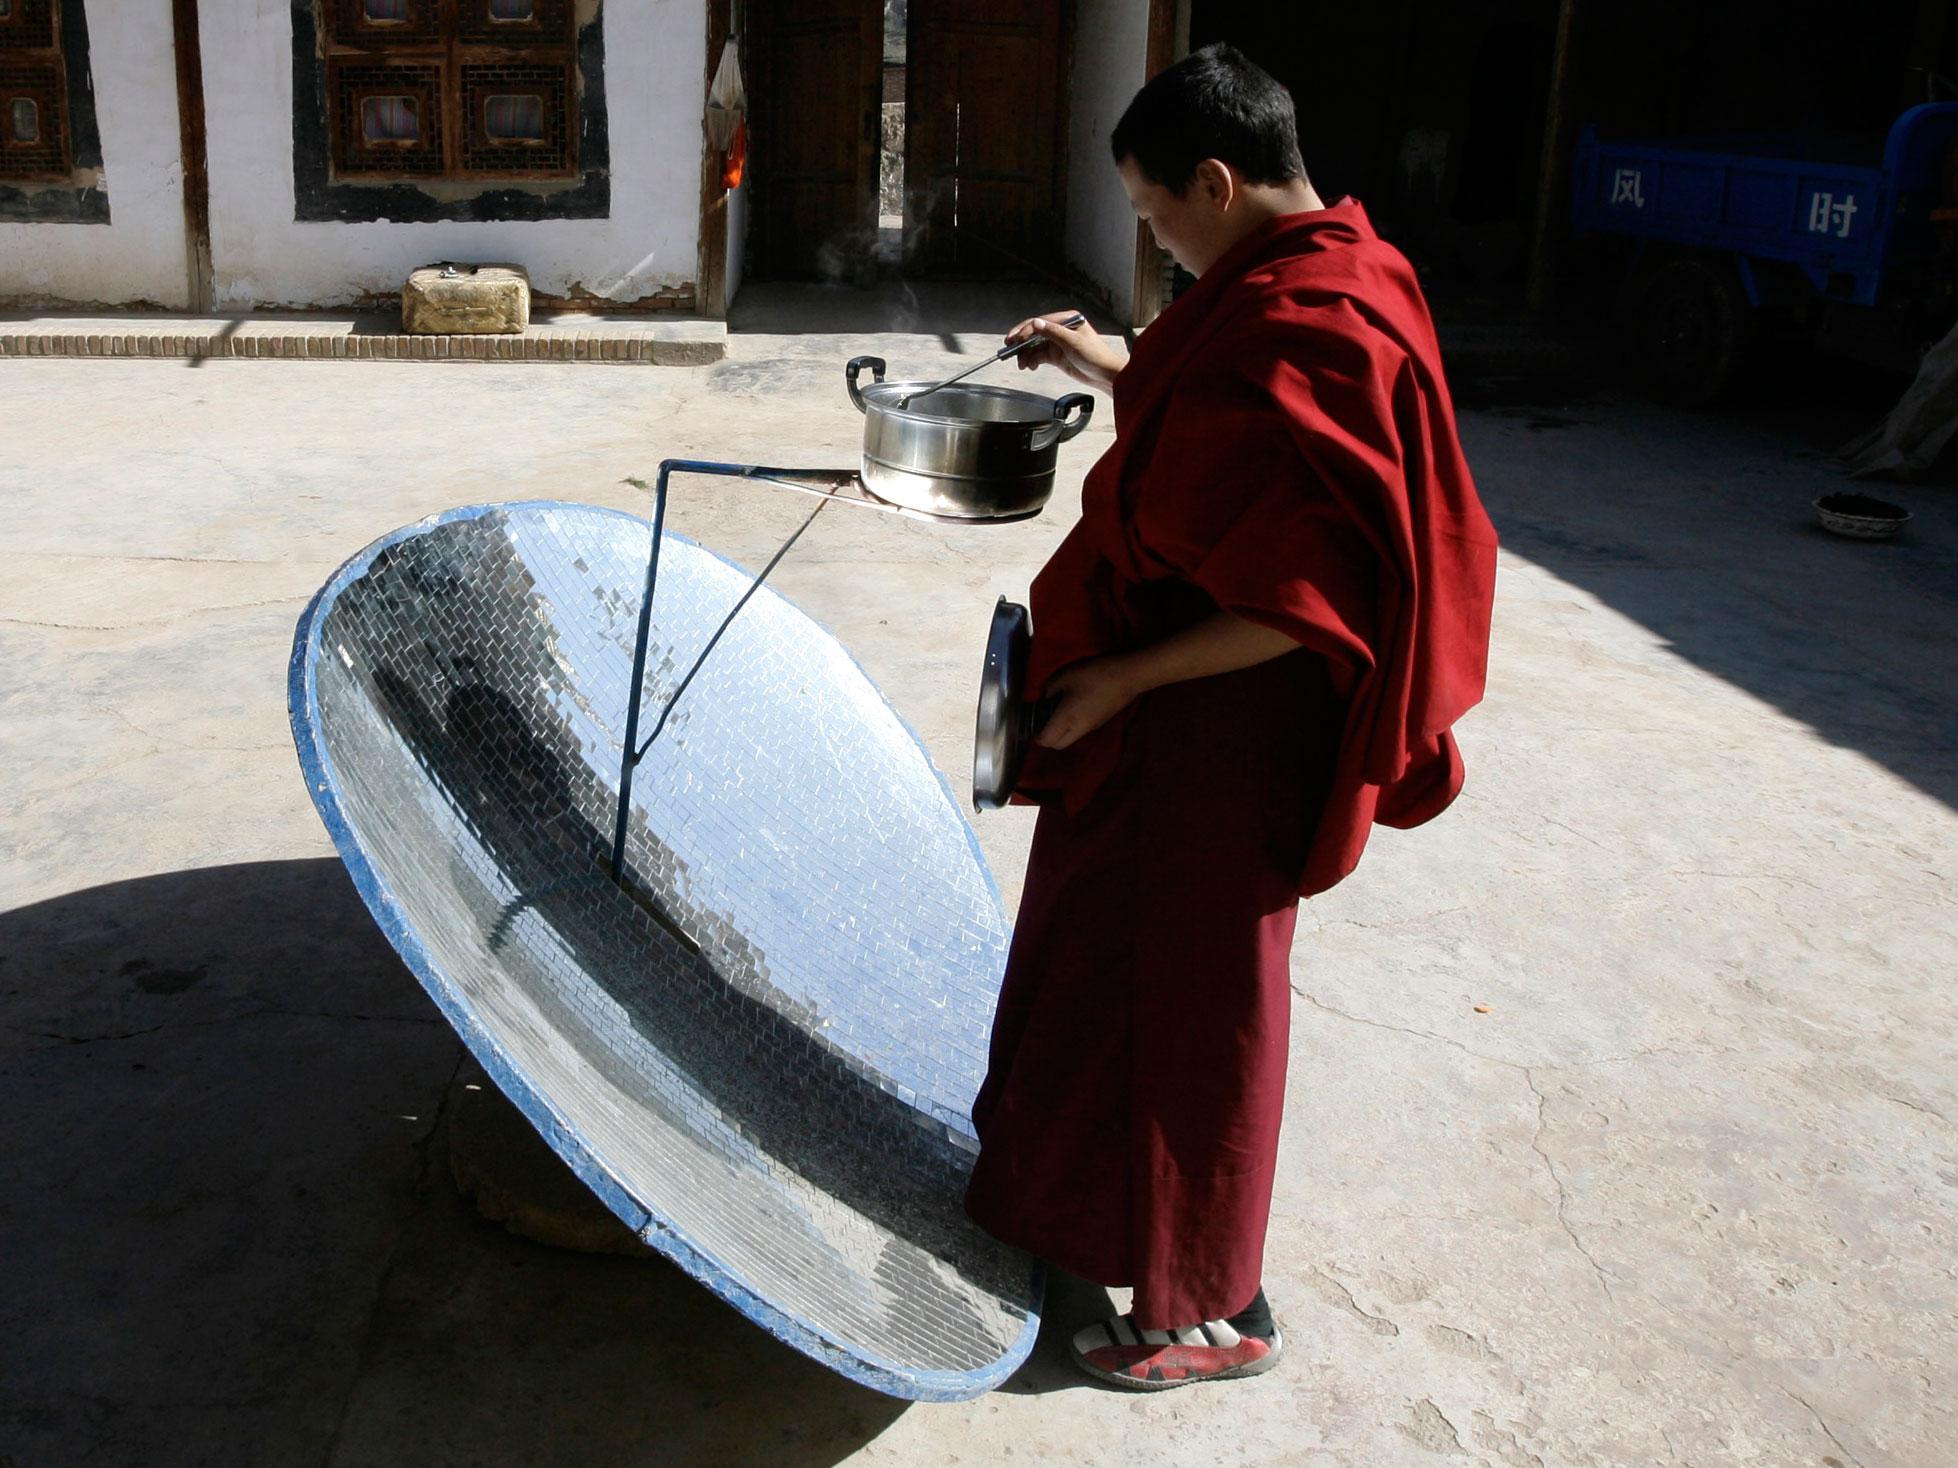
left=610, top=459, right=878, bottom=879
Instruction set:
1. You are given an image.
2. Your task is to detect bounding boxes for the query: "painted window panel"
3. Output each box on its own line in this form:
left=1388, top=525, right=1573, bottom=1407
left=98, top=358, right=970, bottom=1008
left=361, top=94, right=419, bottom=143
left=319, top=2, right=577, bottom=182
left=328, top=0, right=441, bottom=47
left=0, top=0, right=105, bottom=217
left=0, top=0, right=58, bottom=51
left=484, top=93, right=544, bottom=140
left=460, top=60, right=570, bottom=173
left=455, top=0, right=571, bottom=44
left=328, top=58, right=446, bottom=177
left=0, top=56, right=67, bottom=180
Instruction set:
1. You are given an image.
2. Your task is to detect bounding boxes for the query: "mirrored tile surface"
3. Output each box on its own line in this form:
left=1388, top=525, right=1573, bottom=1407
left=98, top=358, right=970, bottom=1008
left=290, top=502, right=1034, bottom=1400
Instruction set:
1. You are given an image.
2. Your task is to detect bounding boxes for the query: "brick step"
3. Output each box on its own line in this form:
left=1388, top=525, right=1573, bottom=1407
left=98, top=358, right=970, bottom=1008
left=0, top=312, right=726, bottom=364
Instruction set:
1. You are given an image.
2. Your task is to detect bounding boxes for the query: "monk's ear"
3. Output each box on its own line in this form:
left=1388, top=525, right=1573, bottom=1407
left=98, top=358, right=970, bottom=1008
left=1193, top=158, right=1235, bottom=212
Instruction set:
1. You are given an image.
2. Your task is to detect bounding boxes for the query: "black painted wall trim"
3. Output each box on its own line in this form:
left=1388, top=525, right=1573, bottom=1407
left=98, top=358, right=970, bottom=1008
left=289, top=2, right=611, bottom=225
left=0, top=0, right=110, bottom=224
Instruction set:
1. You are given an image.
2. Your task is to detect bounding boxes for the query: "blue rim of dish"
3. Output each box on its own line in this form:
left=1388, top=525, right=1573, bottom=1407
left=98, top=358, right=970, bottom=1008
left=287, top=499, right=1041, bottom=1403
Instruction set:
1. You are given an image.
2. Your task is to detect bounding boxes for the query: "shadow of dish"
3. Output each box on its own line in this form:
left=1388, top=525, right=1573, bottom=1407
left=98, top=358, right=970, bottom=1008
left=0, top=860, right=927, bottom=1467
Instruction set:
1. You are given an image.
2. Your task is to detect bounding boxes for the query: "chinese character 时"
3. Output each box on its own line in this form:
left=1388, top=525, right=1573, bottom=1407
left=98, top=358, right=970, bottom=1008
left=1807, top=191, right=1859, bottom=239
left=1611, top=168, right=1646, bottom=209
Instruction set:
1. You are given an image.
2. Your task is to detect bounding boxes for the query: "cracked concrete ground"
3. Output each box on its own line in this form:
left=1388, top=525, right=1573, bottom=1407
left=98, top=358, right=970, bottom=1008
left=3, top=282, right=1955, bottom=1466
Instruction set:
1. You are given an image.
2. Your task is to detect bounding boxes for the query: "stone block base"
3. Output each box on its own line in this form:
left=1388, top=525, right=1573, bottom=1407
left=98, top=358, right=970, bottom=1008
left=448, top=1062, right=656, bottom=1257
left=403, top=263, right=531, bottom=335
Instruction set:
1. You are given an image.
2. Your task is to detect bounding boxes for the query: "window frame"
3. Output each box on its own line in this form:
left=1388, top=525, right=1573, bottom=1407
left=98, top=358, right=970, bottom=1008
left=322, top=0, right=579, bottom=184
left=0, top=0, right=72, bottom=184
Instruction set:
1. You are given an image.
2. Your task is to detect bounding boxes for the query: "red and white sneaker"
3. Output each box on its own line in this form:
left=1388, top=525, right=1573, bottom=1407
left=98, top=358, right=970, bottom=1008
left=1069, top=1312, right=1284, bottom=1390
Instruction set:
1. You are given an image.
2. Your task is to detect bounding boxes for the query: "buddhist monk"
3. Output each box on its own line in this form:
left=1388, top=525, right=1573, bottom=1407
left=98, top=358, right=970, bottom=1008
left=961, top=43, right=1499, bottom=1390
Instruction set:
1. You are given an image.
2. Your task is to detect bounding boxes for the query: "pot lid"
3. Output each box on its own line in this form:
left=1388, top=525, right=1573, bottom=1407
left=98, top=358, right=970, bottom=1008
left=973, top=598, right=1034, bottom=811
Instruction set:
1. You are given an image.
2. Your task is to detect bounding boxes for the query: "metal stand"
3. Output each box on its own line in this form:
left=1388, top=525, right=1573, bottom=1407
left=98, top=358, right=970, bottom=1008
left=609, top=458, right=956, bottom=879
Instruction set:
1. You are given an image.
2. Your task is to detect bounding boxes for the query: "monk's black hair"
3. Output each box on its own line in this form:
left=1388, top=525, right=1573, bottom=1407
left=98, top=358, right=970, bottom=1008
left=1110, top=43, right=1307, bottom=195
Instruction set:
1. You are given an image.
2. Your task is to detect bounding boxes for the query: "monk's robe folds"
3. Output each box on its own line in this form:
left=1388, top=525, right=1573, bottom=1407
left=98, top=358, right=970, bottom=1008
left=965, top=201, right=1497, bottom=1329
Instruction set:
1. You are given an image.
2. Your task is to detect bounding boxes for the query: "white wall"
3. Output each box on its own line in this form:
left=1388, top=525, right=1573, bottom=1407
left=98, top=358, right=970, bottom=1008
left=199, top=0, right=706, bottom=309
left=1064, top=0, right=1149, bottom=324
left=0, top=0, right=191, bottom=309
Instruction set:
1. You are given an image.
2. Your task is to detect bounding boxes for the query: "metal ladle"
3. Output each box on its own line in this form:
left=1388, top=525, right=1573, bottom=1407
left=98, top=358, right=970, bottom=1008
left=896, top=314, right=1089, bottom=410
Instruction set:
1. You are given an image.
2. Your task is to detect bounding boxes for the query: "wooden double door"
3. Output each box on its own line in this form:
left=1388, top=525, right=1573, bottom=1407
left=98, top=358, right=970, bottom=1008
left=748, top=0, right=1066, bottom=279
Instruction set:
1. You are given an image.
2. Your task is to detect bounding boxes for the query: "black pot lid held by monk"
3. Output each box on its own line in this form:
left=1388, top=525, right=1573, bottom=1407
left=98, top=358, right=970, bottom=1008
left=973, top=598, right=1045, bottom=811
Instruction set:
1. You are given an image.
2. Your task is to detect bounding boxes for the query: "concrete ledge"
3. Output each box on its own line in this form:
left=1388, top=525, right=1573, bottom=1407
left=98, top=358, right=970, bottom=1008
left=0, top=310, right=725, bottom=365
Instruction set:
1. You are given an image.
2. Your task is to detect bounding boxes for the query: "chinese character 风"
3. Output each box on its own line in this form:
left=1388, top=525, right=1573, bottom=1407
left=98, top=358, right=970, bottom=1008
left=1611, top=168, right=1645, bottom=209
left=1808, top=191, right=1858, bottom=239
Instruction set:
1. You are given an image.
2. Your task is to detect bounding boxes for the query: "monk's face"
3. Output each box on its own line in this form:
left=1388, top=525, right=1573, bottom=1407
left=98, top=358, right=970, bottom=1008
left=1117, top=156, right=1240, bottom=277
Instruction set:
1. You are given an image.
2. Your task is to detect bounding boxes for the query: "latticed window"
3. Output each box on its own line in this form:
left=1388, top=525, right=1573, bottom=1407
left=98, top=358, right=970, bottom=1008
left=322, top=0, right=578, bottom=181
left=0, top=0, right=70, bottom=182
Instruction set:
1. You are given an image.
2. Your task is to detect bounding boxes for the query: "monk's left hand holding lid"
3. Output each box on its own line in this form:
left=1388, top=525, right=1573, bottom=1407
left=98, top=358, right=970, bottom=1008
left=1032, top=655, right=1139, bottom=751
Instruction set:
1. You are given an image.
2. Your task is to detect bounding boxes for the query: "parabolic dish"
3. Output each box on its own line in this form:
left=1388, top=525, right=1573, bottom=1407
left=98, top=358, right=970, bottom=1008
left=288, top=501, right=1037, bottom=1400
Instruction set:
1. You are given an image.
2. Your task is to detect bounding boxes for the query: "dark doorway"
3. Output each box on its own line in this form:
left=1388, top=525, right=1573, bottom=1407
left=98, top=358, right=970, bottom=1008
left=877, top=0, right=908, bottom=268
left=746, top=0, right=886, bottom=281
left=1187, top=0, right=1560, bottom=298
left=905, top=0, right=1068, bottom=275
left=743, top=0, right=1073, bottom=283
left=1187, top=1, right=1413, bottom=209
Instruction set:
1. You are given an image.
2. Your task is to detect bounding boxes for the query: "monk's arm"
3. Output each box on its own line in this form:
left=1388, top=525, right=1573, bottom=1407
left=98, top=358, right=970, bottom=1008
left=1112, top=609, right=1299, bottom=693
left=1035, top=611, right=1299, bottom=750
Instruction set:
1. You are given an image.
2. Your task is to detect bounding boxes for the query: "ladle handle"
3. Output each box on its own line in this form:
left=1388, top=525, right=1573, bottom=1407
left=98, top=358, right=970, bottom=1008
left=845, top=356, right=886, bottom=413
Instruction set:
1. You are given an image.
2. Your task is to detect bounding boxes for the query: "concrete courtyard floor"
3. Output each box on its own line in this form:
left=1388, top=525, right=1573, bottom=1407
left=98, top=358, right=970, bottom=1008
left=3, top=284, right=1956, bottom=1466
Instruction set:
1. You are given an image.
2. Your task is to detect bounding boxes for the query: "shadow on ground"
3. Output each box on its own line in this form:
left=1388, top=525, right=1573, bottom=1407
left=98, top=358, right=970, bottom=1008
left=1457, top=343, right=1958, bottom=813
left=0, top=859, right=1080, bottom=1466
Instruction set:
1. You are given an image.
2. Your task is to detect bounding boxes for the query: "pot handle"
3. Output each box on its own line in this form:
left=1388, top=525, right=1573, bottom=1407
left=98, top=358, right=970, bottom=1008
left=1035, top=393, right=1096, bottom=449
left=845, top=356, right=886, bottom=413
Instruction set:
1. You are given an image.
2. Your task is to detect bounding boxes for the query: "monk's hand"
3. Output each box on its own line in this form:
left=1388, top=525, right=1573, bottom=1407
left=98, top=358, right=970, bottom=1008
left=1002, top=312, right=1127, bottom=392
left=1033, top=656, right=1142, bottom=750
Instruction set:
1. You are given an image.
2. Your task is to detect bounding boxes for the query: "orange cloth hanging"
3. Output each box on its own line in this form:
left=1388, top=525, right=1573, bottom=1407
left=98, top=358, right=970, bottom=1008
left=721, top=117, right=748, bottom=191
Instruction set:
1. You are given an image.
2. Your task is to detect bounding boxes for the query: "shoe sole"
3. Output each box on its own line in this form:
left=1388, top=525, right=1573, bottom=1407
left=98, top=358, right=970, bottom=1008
left=1070, top=1328, right=1284, bottom=1392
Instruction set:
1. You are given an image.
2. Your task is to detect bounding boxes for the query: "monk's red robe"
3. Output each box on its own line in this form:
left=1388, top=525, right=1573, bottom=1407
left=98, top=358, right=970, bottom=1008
left=963, top=201, right=1498, bottom=1329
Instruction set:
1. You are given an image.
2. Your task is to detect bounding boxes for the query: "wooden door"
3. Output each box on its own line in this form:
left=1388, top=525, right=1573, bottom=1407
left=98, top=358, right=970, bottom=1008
left=748, top=0, right=885, bottom=280
left=906, top=0, right=1067, bottom=274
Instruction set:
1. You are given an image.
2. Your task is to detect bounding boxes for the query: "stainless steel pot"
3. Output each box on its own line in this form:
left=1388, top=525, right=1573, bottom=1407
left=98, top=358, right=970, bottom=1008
left=846, top=355, right=1094, bottom=522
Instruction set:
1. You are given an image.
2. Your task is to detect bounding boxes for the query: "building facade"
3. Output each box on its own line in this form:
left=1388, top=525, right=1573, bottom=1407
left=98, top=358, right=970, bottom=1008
left=1, top=0, right=715, bottom=313
left=0, top=0, right=1197, bottom=321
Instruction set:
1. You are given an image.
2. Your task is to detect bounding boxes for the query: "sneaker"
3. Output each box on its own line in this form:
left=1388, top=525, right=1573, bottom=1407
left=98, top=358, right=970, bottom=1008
left=1069, top=1312, right=1283, bottom=1391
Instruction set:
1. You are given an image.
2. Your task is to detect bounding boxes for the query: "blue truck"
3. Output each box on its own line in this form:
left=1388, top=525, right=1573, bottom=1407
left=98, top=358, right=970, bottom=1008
left=1571, top=102, right=1958, bottom=401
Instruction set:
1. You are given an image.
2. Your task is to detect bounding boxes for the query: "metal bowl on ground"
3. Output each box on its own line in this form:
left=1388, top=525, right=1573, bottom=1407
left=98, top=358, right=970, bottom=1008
left=846, top=355, right=1094, bottom=522
left=1815, top=492, right=1911, bottom=540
